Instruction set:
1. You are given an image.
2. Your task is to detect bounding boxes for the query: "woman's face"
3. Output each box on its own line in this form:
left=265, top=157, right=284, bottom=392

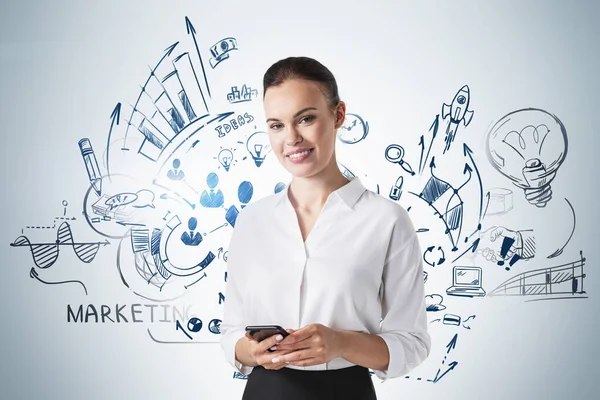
left=263, top=78, right=344, bottom=178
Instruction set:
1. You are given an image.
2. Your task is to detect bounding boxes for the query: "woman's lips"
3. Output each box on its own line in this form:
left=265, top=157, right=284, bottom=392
left=286, top=148, right=313, bottom=163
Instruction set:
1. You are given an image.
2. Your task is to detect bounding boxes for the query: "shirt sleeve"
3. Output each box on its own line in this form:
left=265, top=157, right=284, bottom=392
left=219, top=209, right=255, bottom=376
left=373, top=214, right=431, bottom=382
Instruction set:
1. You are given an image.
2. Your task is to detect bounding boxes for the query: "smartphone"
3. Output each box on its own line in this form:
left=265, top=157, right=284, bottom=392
left=245, top=325, right=289, bottom=351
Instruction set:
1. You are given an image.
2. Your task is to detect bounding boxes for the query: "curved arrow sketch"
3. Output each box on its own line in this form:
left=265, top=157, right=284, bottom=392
left=547, top=198, right=576, bottom=259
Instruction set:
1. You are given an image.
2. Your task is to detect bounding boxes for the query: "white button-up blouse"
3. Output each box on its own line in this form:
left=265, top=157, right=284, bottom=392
left=220, top=176, right=431, bottom=382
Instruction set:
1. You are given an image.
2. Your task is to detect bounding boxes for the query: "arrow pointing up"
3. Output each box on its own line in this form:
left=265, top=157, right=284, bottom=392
left=446, top=333, right=458, bottom=353
left=185, top=16, right=211, bottom=98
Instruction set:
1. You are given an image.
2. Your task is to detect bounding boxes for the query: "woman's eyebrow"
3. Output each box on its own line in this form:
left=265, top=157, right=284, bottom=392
left=266, top=107, right=318, bottom=123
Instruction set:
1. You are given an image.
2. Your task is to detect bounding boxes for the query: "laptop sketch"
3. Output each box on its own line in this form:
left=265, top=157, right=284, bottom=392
left=446, top=266, right=486, bottom=297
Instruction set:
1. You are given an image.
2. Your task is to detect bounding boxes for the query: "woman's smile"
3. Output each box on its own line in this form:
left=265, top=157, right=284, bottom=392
left=286, top=148, right=314, bottom=163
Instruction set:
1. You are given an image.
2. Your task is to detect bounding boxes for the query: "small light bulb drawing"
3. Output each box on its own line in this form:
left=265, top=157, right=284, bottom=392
left=485, top=108, right=568, bottom=208
left=218, top=149, right=234, bottom=171
left=246, top=131, right=271, bottom=167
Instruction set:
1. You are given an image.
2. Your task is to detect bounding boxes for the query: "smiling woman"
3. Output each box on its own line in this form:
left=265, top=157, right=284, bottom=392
left=263, top=58, right=343, bottom=180
left=219, top=56, right=431, bottom=400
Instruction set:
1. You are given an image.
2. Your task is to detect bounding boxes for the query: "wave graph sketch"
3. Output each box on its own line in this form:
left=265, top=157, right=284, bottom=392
left=10, top=222, right=110, bottom=268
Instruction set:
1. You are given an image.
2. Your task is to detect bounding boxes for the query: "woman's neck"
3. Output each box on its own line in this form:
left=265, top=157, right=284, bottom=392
left=288, top=163, right=350, bottom=211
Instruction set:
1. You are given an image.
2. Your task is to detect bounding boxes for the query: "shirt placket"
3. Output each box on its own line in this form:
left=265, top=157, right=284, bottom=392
left=296, top=198, right=336, bottom=371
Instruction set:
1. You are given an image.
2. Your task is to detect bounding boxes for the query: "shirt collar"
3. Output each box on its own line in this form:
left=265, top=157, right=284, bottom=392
left=275, top=176, right=366, bottom=210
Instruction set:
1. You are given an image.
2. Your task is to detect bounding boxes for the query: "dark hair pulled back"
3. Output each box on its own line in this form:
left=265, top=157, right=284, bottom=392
left=263, top=56, right=340, bottom=110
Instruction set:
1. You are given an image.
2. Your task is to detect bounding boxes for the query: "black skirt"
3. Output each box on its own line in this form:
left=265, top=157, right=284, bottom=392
left=241, top=364, right=378, bottom=400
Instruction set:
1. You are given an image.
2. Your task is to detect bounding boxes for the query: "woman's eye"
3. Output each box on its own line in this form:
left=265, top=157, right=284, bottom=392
left=300, top=115, right=315, bottom=123
left=270, top=123, right=282, bottom=130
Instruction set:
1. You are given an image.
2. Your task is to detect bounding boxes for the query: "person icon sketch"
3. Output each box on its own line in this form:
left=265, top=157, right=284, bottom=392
left=237, top=181, right=254, bottom=209
left=167, top=158, right=185, bottom=181
left=225, top=181, right=254, bottom=227
left=181, top=217, right=202, bottom=246
left=200, top=172, right=225, bottom=208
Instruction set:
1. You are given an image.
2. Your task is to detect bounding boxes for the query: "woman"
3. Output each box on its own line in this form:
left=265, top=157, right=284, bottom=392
left=220, top=56, right=431, bottom=399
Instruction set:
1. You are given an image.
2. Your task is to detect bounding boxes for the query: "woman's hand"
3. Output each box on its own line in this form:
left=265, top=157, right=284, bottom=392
left=244, top=329, right=296, bottom=370
left=271, top=323, right=344, bottom=367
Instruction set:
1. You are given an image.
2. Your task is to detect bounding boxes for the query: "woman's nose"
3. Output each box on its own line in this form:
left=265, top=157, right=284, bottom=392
left=284, top=126, right=303, bottom=146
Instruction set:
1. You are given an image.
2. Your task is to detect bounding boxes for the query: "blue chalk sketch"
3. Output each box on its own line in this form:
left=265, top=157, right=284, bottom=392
left=162, top=215, right=215, bottom=276
left=208, top=318, right=221, bottom=334
left=548, top=198, right=576, bottom=259
left=233, top=372, right=249, bottom=380
left=130, top=227, right=150, bottom=253
left=425, top=294, right=446, bottom=311
left=218, top=149, right=234, bottom=171
left=441, top=85, right=474, bottom=153
left=214, top=112, right=254, bottom=137
left=385, top=144, right=415, bottom=175
left=227, top=84, right=258, bottom=103
left=389, top=176, right=404, bottom=201
left=181, top=217, right=203, bottom=246
left=463, top=144, right=484, bottom=231
left=105, top=190, right=155, bottom=211
left=423, top=245, right=445, bottom=267
left=185, top=16, right=211, bottom=98
left=200, top=173, right=225, bottom=207
left=489, top=251, right=587, bottom=301
left=477, top=226, right=535, bottom=270
left=167, top=158, right=186, bottom=180
left=209, top=37, right=239, bottom=68
left=105, top=103, right=121, bottom=182
left=238, top=181, right=253, bottom=206
left=446, top=266, right=486, bottom=297
left=486, top=187, right=514, bottom=216
left=147, top=328, right=205, bottom=344
left=404, top=334, right=458, bottom=383
left=418, top=115, right=439, bottom=175
left=409, top=157, right=464, bottom=251
left=29, top=267, right=88, bottom=295
left=188, top=317, right=203, bottom=332
left=120, top=30, right=213, bottom=161
left=338, top=161, right=356, bottom=179
left=431, top=313, right=460, bottom=326
left=225, top=181, right=254, bottom=227
left=430, top=335, right=459, bottom=383
left=10, top=222, right=110, bottom=268
left=246, top=131, right=272, bottom=167
left=176, top=318, right=199, bottom=340
left=485, top=108, right=568, bottom=208
left=78, top=138, right=103, bottom=196
left=274, top=182, right=286, bottom=194
left=225, top=205, right=239, bottom=227
left=337, top=113, right=369, bottom=144
left=430, top=314, right=476, bottom=330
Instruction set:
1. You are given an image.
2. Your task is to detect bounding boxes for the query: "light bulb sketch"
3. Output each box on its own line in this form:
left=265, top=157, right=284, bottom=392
left=485, top=108, right=568, bottom=208
left=218, top=149, right=234, bottom=171
left=246, top=131, right=271, bottom=167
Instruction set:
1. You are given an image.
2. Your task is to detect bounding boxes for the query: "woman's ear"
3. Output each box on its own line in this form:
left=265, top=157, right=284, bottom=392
left=334, top=101, right=346, bottom=129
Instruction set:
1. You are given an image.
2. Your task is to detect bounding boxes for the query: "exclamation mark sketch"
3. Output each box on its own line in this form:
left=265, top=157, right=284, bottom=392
left=497, top=236, right=521, bottom=270
left=78, top=138, right=102, bottom=196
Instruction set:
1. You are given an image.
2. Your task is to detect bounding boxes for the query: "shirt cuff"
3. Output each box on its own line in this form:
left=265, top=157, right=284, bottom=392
left=221, top=328, right=255, bottom=376
left=372, top=332, right=406, bottom=382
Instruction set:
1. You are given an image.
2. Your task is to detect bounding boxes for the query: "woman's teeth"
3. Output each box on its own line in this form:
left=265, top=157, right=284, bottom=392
left=288, top=149, right=312, bottom=159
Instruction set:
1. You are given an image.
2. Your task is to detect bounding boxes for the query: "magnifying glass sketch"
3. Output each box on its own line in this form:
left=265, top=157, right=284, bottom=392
left=385, top=144, right=415, bottom=176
